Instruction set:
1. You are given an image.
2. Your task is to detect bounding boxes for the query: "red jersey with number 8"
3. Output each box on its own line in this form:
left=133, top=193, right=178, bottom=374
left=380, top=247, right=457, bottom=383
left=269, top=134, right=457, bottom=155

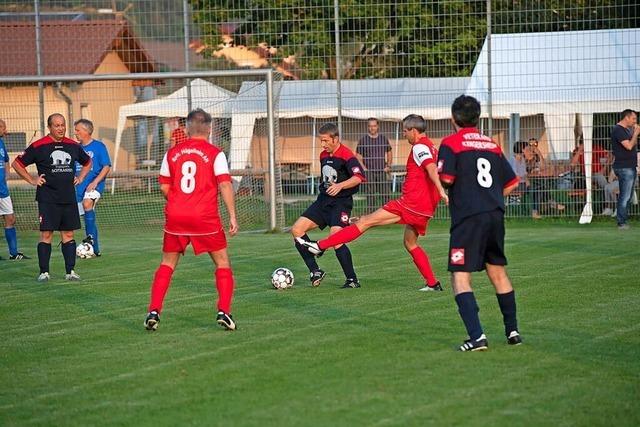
left=159, top=138, right=231, bottom=235
left=438, top=128, right=518, bottom=226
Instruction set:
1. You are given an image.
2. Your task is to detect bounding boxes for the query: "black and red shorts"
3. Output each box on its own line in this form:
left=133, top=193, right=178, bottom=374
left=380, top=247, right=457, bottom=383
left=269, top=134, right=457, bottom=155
left=448, top=209, right=507, bottom=272
left=38, top=202, right=81, bottom=231
left=301, top=195, right=353, bottom=230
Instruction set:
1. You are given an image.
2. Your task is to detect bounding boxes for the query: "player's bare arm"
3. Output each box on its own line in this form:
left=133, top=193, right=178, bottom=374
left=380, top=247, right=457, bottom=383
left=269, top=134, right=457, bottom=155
left=355, top=152, right=367, bottom=171
left=326, top=175, right=363, bottom=197
left=219, top=181, right=238, bottom=236
left=87, top=165, right=111, bottom=192
left=503, top=181, right=519, bottom=196
left=160, top=183, right=171, bottom=199
left=620, top=124, right=639, bottom=150
left=11, top=160, right=42, bottom=186
left=74, top=159, right=92, bottom=186
left=426, top=163, right=449, bottom=206
left=385, top=149, right=392, bottom=173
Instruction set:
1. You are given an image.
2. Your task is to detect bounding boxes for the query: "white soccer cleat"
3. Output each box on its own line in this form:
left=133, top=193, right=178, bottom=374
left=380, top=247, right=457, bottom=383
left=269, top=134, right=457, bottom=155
left=295, top=237, right=324, bottom=256
left=65, top=270, right=81, bottom=281
left=37, top=272, right=51, bottom=282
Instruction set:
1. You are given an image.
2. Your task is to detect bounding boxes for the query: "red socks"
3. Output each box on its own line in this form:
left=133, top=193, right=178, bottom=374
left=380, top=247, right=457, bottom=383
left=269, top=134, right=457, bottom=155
left=319, top=224, right=363, bottom=250
left=409, top=247, right=437, bottom=286
left=215, top=268, right=235, bottom=313
left=148, top=264, right=174, bottom=313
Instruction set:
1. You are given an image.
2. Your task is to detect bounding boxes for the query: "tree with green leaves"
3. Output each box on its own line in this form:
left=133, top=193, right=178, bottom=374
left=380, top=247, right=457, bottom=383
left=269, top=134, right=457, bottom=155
left=190, top=0, right=638, bottom=79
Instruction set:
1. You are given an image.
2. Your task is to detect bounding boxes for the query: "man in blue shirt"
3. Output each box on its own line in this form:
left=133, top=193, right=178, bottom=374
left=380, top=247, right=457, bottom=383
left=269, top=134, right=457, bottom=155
left=610, top=110, right=639, bottom=230
left=74, top=119, right=112, bottom=256
left=0, top=119, right=29, bottom=260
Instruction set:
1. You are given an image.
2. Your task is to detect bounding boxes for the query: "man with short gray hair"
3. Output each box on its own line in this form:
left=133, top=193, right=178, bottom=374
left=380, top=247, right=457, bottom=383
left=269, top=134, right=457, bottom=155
left=144, top=108, right=239, bottom=331
left=73, top=119, right=111, bottom=256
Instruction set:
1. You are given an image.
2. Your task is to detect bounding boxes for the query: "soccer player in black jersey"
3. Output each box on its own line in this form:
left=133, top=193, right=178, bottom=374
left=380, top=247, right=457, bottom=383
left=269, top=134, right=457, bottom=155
left=290, top=123, right=366, bottom=288
left=13, top=114, right=92, bottom=282
left=438, top=96, right=522, bottom=351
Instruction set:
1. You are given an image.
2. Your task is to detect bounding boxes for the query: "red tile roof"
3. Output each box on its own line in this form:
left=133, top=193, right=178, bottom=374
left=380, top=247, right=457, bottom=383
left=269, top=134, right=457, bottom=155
left=0, top=19, right=156, bottom=76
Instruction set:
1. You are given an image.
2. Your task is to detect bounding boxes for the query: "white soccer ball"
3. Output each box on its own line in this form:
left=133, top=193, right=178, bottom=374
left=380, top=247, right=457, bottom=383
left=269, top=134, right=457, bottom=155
left=76, top=242, right=95, bottom=259
left=271, top=267, right=294, bottom=289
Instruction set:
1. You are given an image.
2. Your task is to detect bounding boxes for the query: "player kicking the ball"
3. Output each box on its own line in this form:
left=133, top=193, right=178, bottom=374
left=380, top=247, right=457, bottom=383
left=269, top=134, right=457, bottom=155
left=144, top=109, right=238, bottom=331
left=298, top=115, right=448, bottom=291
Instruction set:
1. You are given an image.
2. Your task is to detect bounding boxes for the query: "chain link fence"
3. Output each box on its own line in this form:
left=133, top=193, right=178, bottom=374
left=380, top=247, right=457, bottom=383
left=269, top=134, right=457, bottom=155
left=1, top=0, right=638, bottom=231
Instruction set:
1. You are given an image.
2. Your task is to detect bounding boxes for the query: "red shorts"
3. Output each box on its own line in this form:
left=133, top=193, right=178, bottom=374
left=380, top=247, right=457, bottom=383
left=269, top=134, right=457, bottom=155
left=162, top=231, right=227, bottom=255
left=382, top=199, right=431, bottom=236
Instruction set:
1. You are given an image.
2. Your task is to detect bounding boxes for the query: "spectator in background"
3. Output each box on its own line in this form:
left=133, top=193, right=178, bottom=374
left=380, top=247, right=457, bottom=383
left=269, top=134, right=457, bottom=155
left=523, top=138, right=543, bottom=175
left=570, top=139, right=612, bottom=189
left=610, top=109, right=639, bottom=230
left=74, top=119, right=112, bottom=256
left=523, top=138, right=543, bottom=218
left=508, top=141, right=529, bottom=205
left=603, top=169, right=619, bottom=217
left=355, top=118, right=392, bottom=213
left=0, top=119, right=30, bottom=260
left=524, top=137, right=564, bottom=218
left=169, top=117, right=188, bottom=148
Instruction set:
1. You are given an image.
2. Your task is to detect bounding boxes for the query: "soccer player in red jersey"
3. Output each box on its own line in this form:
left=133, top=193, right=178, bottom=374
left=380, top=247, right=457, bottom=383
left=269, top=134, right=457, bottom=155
left=297, top=115, right=449, bottom=291
left=144, top=109, right=239, bottom=331
left=169, top=117, right=188, bottom=148
left=291, top=123, right=366, bottom=288
left=438, top=95, right=521, bottom=351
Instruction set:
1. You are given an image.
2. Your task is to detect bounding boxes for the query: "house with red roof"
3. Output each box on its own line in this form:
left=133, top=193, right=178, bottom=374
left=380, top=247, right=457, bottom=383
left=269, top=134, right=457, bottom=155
left=0, top=19, right=157, bottom=170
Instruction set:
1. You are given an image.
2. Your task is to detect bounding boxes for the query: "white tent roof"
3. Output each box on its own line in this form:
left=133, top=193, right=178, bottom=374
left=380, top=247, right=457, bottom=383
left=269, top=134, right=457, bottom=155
left=233, top=77, right=469, bottom=119
left=113, top=79, right=236, bottom=171
left=466, top=28, right=640, bottom=116
left=229, top=77, right=469, bottom=170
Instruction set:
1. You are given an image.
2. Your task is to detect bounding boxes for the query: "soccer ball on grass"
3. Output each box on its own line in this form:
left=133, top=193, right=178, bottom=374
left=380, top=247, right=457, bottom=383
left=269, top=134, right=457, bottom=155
left=76, top=242, right=95, bottom=259
left=271, top=268, right=294, bottom=289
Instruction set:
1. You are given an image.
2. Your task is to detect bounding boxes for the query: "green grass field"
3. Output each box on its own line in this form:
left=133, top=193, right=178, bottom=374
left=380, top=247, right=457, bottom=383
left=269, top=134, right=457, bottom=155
left=1, top=221, right=639, bottom=426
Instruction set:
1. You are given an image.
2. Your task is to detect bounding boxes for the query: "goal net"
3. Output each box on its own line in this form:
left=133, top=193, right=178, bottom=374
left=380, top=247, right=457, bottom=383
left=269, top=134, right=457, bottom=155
left=4, top=72, right=284, bottom=233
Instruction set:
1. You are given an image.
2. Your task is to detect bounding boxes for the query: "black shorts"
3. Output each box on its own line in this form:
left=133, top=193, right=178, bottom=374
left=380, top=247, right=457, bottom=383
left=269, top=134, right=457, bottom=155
left=38, top=202, right=81, bottom=232
left=448, top=209, right=507, bottom=272
left=301, top=195, right=353, bottom=230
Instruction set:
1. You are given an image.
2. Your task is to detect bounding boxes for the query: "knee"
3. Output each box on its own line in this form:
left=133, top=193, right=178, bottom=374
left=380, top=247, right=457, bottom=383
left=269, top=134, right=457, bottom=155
left=357, top=215, right=374, bottom=229
left=5, top=214, right=16, bottom=227
left=82, top=200, right=94, bottom=211
left=290, top=224, right=305, bottom=238
left=60, top=231, right=74, bottom=242
left=403, top=239, right=417, bottom=252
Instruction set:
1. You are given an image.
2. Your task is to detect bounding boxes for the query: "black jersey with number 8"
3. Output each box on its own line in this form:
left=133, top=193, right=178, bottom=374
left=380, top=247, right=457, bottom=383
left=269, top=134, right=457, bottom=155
left=438, top=128, right=518, bottom=226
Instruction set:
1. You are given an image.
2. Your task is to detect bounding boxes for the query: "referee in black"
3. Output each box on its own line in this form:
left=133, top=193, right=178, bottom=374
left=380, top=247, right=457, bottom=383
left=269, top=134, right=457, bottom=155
left=12, top=113, right=92, bottom=282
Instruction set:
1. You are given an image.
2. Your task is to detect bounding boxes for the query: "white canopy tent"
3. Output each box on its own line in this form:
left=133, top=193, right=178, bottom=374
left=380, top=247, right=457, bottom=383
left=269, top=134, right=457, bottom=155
left=229, top=77, right=469, bottom=171
left=467, top=28, right=640, bottom=160
left=466, top=28, right=640, bottom=222
left=112, top=78, right=236, bottom=171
